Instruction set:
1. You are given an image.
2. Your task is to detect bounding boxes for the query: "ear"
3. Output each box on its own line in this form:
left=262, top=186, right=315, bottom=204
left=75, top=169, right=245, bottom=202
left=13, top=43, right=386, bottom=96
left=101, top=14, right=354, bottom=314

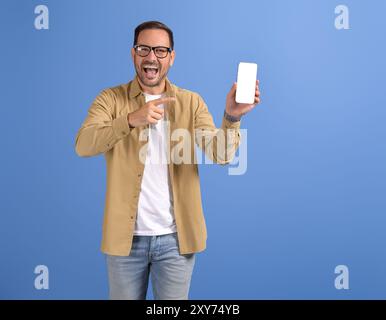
left=130, top=47, right=135, bottom=61
left=169, top=50, right=176, bottom=67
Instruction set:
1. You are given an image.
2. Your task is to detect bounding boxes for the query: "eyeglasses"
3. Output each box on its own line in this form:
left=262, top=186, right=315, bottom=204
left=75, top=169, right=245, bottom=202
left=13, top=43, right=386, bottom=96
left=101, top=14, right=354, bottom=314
left=133, top=45, right=172, bottom=59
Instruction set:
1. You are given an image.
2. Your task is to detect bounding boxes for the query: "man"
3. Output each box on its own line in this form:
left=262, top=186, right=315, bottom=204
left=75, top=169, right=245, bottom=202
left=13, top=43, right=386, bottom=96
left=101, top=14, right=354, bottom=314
left=75, top=20, right=260, bottom=300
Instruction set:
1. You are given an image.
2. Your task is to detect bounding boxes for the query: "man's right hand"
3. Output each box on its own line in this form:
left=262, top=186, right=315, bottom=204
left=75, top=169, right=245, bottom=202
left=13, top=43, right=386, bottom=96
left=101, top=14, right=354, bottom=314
left=127, top=97, right=176, bottom=128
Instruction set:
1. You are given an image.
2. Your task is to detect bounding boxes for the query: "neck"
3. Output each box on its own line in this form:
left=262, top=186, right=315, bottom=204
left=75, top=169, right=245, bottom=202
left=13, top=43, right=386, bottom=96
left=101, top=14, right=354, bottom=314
left=137, top=77, right=166, bottom=95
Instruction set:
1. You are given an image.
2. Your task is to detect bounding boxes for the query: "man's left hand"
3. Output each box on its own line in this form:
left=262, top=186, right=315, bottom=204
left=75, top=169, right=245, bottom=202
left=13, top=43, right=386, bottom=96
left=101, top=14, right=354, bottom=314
left=225, top=80, right=261, bottom=119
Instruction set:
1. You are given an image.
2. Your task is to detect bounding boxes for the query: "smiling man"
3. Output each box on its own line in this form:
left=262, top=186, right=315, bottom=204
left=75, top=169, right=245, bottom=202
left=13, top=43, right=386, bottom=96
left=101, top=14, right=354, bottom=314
left=75, top=21, right=260, bottom=300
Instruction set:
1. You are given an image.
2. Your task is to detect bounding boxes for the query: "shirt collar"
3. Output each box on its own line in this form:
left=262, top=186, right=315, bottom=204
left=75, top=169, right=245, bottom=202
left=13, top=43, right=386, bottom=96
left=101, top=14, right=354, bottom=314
left=129, top=75, right=175, bottom=99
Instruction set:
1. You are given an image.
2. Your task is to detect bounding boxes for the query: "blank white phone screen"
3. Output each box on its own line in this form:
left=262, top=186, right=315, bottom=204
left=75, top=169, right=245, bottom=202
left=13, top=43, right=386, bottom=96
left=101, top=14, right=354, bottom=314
left=235, top=62, right=258, bottom=104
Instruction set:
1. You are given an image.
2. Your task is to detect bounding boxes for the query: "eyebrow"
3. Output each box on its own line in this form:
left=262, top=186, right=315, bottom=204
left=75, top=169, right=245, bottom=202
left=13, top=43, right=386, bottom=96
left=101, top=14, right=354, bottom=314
left=136, top=43, right=171, bottom=48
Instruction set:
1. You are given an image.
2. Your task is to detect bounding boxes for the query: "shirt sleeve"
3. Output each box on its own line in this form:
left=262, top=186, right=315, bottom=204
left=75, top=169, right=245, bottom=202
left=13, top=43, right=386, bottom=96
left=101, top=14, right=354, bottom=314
left=194, top=93, right=241, bottom=165
left=75, top=89, right=134, bottom=157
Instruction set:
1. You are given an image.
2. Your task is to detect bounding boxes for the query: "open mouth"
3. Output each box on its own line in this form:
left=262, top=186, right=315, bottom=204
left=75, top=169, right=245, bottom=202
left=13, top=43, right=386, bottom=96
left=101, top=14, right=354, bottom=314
left=142, top=65, right=159, bottom=79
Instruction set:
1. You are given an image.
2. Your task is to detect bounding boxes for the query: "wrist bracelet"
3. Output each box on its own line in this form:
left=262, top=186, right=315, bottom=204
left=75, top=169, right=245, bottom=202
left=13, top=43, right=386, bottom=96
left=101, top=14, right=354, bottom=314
left=224, top=110, right=241, bottom=122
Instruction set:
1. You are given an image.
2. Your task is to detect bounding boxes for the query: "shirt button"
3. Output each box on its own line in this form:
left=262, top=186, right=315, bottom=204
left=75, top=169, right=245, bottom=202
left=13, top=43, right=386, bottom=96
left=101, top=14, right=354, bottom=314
left=130, top=216, right=134, bottom=219
left=121, top=131, right=126, bottom=135
left=137, top=174, right=141, bottom=177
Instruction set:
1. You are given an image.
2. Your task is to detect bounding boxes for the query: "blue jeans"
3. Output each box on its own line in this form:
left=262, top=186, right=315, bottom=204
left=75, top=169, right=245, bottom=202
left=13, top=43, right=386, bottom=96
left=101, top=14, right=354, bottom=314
left=105, top=232, right=196, bottom=300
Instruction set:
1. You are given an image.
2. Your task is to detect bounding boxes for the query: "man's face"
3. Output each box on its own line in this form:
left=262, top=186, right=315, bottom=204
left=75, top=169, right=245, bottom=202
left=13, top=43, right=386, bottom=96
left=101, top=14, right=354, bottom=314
left=131, top=29, right=175, bottom=88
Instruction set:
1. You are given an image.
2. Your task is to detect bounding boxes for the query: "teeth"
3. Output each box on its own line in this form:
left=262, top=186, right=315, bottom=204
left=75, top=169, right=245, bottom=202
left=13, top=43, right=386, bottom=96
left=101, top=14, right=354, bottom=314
left=143, top=66, right=158, bottom=75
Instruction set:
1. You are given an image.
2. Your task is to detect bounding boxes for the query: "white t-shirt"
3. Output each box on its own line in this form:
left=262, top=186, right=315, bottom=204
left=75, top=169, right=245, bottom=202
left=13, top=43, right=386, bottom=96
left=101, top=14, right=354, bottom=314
left=133, top=92, right=177, bottom=236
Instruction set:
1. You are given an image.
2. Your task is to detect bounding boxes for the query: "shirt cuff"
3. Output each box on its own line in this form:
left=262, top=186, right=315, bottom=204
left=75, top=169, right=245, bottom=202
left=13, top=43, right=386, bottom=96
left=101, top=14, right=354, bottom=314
left=112, top=109, right=133, bottom=139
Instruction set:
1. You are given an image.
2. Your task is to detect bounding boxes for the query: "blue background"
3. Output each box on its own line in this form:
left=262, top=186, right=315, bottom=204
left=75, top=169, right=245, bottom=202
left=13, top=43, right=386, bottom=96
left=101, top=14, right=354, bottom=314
left=1, top=0, right=385, bottom=299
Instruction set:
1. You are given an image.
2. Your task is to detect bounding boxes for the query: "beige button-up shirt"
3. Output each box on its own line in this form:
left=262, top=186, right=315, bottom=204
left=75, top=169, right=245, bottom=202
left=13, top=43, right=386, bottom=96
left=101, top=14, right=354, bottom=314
left=75, top=76, right=241, bottom=256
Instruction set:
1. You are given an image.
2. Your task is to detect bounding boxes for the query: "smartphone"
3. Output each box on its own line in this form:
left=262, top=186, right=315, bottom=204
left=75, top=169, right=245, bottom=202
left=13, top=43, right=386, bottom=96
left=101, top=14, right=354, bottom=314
left=235, top=62, right=258, bottom=104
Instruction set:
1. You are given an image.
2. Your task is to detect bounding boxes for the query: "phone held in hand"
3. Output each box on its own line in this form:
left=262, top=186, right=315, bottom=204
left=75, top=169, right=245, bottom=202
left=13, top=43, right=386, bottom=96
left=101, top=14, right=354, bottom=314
left=235, top=62, right=258, bottom=104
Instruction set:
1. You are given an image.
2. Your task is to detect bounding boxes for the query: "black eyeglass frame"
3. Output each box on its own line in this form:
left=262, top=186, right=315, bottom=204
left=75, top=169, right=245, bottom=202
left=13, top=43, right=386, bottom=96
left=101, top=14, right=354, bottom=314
left=133, top=44, right=172, bottom=58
